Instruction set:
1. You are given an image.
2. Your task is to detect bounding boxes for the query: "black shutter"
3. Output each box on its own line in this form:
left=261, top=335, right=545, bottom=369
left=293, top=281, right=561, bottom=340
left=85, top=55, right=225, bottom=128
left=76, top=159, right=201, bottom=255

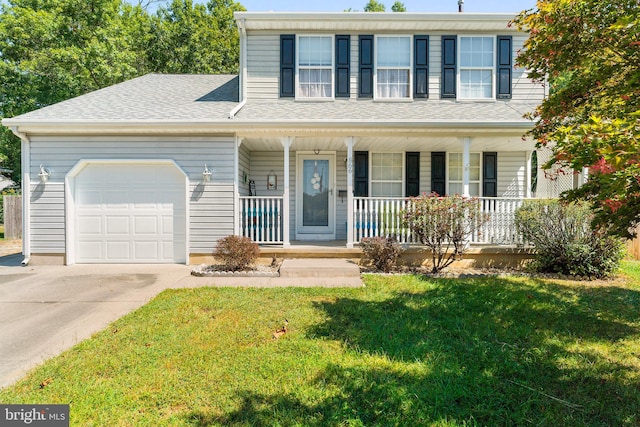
left=483, top=152, right=498, bottom=197
left=359, top=35, right=373, bottom=98
left=497, top=36, right=512, bottom=99
left=280, top=35, right=295, bottom=98
left=414, top=36, right=429, bottom=98
left=406, top=152, right=420, bottom=197
left=441, top=36, right=456, bottom=99
left=354, top=151, right=369, bottom=197
left=431, top=152, right=446, bottom=196
left=336, top=35, right=350, bottom=98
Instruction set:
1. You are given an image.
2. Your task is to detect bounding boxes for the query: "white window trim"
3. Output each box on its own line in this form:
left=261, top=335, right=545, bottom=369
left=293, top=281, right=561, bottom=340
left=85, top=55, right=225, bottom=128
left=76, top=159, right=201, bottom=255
left=457, top=35, right=496, bottom=101
left=369, top=151, right=406, bottom=197
left=374, top=35, right=413, bottom=101
left=446, top=152, right=483, bottom=196
left=296, top=34, right=335, bottom=100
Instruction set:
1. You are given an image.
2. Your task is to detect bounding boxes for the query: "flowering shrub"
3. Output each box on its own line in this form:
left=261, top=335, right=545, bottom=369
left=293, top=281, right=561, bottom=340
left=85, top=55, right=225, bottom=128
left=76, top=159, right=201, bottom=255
left=214, top=235, right=260, bottom=271
left=403, top=193, right=488, bottom=273
left=360, top=236, right=402, bottom=273
left=514, top=199, right=624, bottom=278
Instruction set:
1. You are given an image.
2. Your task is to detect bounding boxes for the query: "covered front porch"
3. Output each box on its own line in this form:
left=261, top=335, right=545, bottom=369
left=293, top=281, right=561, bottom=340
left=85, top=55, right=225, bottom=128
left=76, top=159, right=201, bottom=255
left=231, top=131, right=558, bottom=249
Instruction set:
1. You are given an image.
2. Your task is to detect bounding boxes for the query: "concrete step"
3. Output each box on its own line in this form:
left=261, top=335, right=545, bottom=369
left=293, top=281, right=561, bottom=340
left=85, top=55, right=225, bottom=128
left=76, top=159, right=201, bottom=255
left=279, top=258, right=361, bottom=278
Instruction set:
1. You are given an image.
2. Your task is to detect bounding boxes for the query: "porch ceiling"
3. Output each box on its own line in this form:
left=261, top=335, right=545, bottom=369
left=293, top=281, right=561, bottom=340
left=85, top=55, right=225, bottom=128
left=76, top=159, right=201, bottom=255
left=240, top=135, right=536, bottom=153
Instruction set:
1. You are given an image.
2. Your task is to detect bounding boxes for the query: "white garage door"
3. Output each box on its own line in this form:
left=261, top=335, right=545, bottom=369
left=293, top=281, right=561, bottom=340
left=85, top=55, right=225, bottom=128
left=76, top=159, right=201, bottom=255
left=75, top=163, right=187, bottom=263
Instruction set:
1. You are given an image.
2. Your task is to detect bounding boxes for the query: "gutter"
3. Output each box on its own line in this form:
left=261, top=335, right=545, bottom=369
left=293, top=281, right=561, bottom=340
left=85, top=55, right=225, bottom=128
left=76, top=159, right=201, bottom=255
left=9, top=126, right=30, bottom=265
left=229, top=18, right=247, bottom=119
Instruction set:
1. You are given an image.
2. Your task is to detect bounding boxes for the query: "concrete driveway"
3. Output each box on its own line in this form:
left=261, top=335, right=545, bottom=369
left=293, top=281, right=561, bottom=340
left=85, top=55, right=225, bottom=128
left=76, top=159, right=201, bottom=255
left=0, top=255, right=197, bottom=389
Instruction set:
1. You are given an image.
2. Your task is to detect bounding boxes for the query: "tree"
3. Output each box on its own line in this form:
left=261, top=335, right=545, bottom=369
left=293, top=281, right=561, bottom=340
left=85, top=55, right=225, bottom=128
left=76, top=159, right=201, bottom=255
left=146, top=0, right=244, bottom=74
left=0, top=0, right=244, bottom=184
left=403, top=194, right=488, bottom=273
left=513, top=1, right=640, bottom=238
left=391, top=1, right=406, bottom=12
left=363, top=0, right=385, bottom=12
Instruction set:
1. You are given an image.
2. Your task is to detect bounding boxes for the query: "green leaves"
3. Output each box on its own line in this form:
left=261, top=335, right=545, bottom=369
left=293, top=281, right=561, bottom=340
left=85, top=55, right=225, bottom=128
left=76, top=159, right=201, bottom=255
left=0, top=0, right=244, bottom=184
left=513, top=0, right=640, bottom=238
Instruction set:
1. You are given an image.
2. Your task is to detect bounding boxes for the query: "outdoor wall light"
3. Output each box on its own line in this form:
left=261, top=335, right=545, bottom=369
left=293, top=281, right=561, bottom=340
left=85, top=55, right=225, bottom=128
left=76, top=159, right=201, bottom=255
left=202, top=164, right=212, bottom=182
left=38, top=164, right=51, bottom=183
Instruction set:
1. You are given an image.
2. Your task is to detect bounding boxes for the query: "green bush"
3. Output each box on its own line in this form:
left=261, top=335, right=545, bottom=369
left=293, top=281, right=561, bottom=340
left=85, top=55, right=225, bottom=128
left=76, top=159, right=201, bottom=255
left=214, top=235, right=260, bottom=271
left=514, top=200, right=624, bottom=278
left=403, top=193, right=488, bottom=273
left=360, top=236, right=402, bottom=272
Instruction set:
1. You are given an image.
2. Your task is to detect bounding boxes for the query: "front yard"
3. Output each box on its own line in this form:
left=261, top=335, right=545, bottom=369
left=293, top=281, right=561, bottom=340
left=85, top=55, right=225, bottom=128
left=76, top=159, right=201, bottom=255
left=1, top=263, right=639, bottom=426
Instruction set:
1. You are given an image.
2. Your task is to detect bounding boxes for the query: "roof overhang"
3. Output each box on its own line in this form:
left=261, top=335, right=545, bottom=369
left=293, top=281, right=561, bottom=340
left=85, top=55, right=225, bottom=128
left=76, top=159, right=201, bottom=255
left=235, top=12, right=520, bottom=33
left=2, top=118, right=534, bottom=138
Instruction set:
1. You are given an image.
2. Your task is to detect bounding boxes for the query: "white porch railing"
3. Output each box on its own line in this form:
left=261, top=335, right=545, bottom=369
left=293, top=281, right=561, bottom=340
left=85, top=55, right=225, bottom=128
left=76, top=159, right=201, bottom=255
left=353, top=197, right=525, bottom=245
left=239, top=196, right=284, bottom=244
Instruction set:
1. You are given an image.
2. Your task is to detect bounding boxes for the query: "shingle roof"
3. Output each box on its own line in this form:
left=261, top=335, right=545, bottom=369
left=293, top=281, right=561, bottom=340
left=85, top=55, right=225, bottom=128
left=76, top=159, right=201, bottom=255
left=235, top=99, right=536, bottom=124
left=10, top=74, right=239, bottom=122
left=6, top=73, right=537, bottom=127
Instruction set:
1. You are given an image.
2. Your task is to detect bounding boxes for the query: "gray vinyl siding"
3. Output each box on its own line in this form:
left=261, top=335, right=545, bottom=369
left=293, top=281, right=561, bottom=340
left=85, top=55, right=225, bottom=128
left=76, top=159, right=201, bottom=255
left=246, top=32, right=280, bottom=100
left=28, top=136, right=235, bottom=255
left=238, top=144, right=251, bottom=196
left=249, top=151, right=285, bottom=198
left=420, top=152, right=431, bottom=194
left=335, top=150, right=348, bottom=240
left=245, top=31, right=543, bottom=103
left=497, top=151, right=526, bottom=198
left=511, top=35, right=545, bottom=102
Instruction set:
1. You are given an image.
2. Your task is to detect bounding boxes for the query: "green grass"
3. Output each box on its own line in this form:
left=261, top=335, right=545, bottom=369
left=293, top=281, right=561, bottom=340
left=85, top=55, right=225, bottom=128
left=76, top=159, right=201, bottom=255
left=0, top=224, right=4, bottom=240
left=2, top=265, right=640, bottom=426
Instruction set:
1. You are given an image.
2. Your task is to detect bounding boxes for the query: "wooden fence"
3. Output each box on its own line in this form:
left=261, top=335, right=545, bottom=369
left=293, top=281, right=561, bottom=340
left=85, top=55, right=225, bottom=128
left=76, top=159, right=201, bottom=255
left=2, top=195, right=21, bottom=240
left=627, top=225, right=640, bottom=260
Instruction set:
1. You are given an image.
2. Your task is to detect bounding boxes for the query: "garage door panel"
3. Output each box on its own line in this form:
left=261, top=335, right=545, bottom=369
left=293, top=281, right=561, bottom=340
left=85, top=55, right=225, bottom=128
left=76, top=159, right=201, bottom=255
left=134, top=241, right=160, bottom=260
left=75, top=163, right=187, bottom=264
left=78, top=241, right=103, bottom=260
left=134, top=216, right=158, bottom=234
left=106, top=216, right=130, bottom=234
left=78, top=216, right=102, bottom=234
left=106, top=241, right=131, bottom=261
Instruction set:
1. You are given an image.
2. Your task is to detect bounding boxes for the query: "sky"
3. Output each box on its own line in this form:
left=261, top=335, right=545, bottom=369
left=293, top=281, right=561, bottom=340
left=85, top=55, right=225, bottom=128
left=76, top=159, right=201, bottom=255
left=229, top=0, right=537, bottom=13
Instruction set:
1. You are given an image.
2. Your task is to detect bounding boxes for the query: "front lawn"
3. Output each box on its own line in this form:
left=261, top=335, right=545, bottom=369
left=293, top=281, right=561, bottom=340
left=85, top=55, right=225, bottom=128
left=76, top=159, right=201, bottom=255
left=2, top=263, right=640, bottom=426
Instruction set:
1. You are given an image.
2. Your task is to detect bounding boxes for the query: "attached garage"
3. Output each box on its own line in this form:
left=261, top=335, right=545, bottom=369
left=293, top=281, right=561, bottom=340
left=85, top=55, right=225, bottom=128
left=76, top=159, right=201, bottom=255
left=67, top=160, right=188, bottom=264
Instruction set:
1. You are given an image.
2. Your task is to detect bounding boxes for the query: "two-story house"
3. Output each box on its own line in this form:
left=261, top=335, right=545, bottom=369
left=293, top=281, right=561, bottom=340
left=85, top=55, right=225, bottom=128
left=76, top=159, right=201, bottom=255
left=2, top=12, right=577, bottom=265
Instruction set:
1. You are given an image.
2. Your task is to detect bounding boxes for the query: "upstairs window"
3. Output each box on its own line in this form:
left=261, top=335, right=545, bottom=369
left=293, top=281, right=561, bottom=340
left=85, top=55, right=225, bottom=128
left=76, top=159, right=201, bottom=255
left=298, top=36, right=333, bottom=98
left=376, top=36, right=411, bottom=99
left=459, top=36, right=494, bottom=99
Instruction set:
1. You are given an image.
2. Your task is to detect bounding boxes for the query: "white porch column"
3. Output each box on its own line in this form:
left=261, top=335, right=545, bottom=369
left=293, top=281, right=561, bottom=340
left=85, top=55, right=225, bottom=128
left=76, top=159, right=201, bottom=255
left=345, top=137, right=355, bottom=248
left=581, top=167, right=589, bottom=186
left=525, top=150, right=532, bottom=198
left=234, top=137, right=243, bottom=236
left=462, top=137, right=472, bottom=197
left=281, top=136, right=293, bottom=247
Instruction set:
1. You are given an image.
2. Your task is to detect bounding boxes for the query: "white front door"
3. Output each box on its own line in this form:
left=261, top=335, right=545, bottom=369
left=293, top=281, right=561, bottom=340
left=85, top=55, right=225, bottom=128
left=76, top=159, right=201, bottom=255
left=296, top=153, right=335, bottom=239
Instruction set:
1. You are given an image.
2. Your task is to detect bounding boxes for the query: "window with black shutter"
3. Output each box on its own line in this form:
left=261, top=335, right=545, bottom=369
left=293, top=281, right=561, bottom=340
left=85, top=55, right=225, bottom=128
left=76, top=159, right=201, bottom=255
left=496, top=36, right=513, bottom=99
left=358, top=35, right=373, bottom=98
left=406, top=152, right=420, bottom=196
left=431, top=152, right=446, bottom=196
left=441, top=36, right=456, bottom=98
left=335, top=35, right=350, bottom=98
left=354, top=151, right=369, bottom=197
left=280, top=35, right=295, bottom=98
left=414, top=36, right=429, bottom=98
left=483, top=152, right=498, bottom=197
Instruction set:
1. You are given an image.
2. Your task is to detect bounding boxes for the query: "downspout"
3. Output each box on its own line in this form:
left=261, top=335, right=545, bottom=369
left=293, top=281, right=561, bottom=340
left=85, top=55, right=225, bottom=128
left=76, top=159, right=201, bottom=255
left=10, top=126, right=30, bottom=265
left=229, top=18, right=247, bottom=119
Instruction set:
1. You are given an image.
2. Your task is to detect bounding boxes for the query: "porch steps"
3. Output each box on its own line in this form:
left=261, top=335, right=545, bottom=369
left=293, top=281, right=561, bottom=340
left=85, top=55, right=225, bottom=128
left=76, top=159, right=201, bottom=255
left=279, top=258, right=361, bottom=278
